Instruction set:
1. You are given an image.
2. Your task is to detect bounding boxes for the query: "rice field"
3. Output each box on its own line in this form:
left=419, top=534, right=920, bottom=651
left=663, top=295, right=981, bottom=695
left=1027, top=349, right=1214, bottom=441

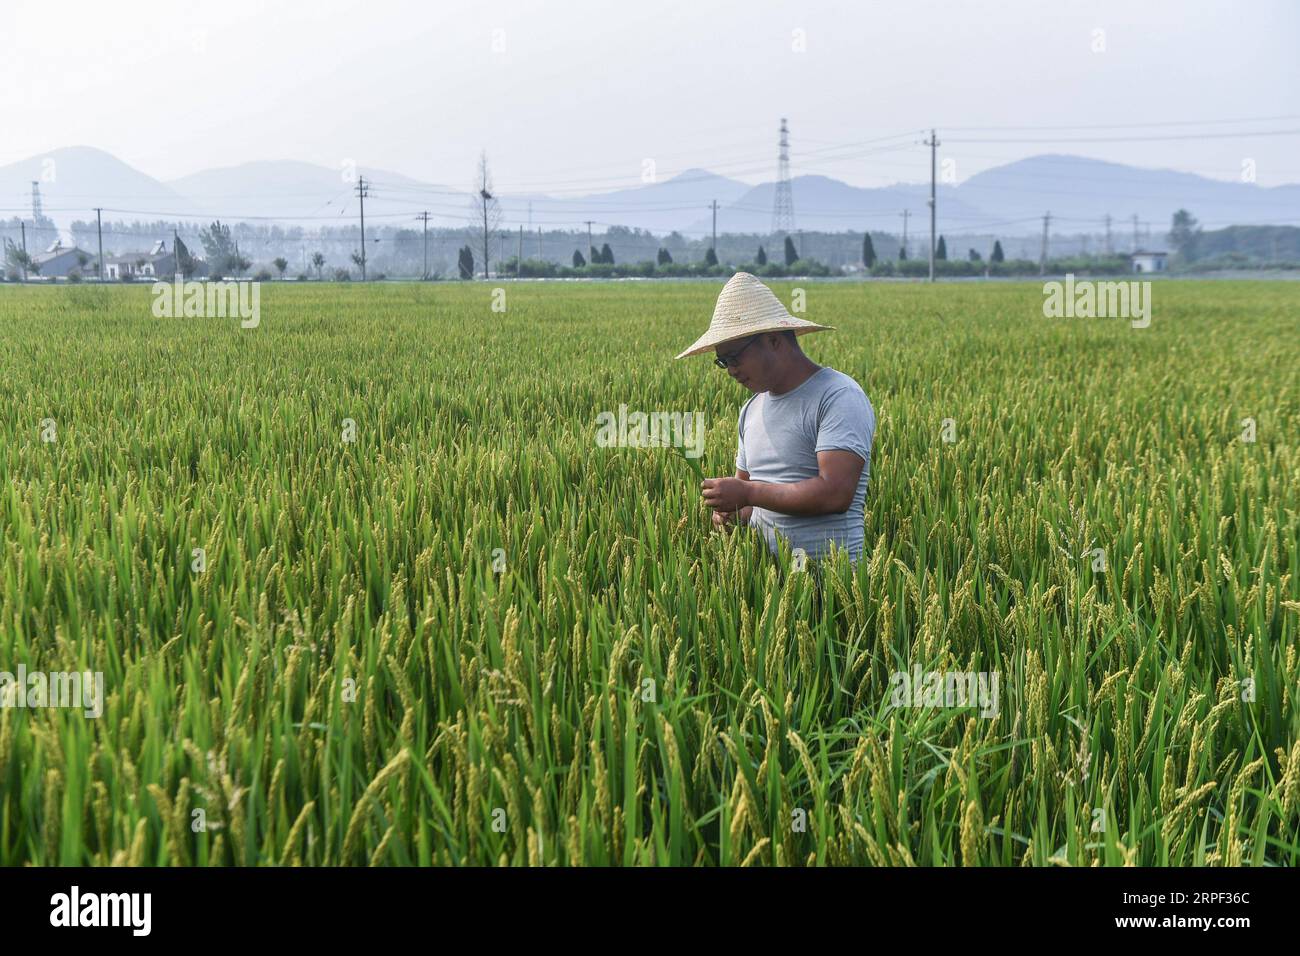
left=0, top=278, right=1296, bottom=866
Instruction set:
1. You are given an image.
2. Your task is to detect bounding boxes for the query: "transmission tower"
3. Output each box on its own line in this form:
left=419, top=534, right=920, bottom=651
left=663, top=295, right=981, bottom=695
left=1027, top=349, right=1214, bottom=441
left=771, top=118, right=795, bottom=236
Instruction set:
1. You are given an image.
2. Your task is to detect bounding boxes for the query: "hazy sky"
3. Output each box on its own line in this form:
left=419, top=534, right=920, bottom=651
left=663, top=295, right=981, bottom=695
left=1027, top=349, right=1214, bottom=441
left=3, top=0, right=1297, bottom=191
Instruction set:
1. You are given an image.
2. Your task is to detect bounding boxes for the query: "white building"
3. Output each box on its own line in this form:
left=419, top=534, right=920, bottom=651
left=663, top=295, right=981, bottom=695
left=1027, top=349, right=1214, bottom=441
left=1131, top=250, right=1167, bottom=273
left=105, top=240, right=174, bottom=279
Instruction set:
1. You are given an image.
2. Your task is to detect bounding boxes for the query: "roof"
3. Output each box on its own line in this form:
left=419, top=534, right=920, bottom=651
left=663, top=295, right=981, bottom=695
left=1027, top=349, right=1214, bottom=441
left=32, top=246, right=89, bottom=265
left=1130, top=250, right=1168, bottom=257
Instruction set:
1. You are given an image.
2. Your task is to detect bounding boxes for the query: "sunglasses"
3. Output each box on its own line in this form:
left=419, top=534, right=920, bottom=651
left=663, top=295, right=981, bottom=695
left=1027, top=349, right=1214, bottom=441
left=713, top=335, right=760, bottom=369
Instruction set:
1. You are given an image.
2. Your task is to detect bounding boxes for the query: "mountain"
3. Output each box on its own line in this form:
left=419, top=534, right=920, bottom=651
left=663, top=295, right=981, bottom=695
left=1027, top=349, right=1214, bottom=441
left=688, top=174, right=992, bottom=237
left=163, top=164, right=753, bottom=236
left=503, top=168, right=754, bottom=236
left=958, top=155, right=1300, bottom=235
left=0, top=146, right=185, bottom=224
left=5, top=147, right=1298, bottom=240
left=167, top=160, right=463, bottom=226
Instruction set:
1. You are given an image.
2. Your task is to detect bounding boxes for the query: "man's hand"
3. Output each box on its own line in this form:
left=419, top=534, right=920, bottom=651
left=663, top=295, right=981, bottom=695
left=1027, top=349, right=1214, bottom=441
left=711, top=505, right=753, bottom=530
left=701, top=476, right=751, bottom=513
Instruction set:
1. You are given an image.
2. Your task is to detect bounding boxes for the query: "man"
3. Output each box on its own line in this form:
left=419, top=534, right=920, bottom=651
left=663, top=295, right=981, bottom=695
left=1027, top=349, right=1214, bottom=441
left=675, top=271, right=876, bottom=563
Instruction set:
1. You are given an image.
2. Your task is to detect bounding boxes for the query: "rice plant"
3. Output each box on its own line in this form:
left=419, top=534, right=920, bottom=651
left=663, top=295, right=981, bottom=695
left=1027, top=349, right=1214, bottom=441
left=0, top=278, right=1295, bottom=866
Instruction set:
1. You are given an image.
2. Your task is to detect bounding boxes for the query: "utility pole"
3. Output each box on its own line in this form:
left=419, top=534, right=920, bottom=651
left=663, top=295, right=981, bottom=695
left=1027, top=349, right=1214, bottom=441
left=771, top=117, right=796, bottom=235
left=797, top=228, right=803, bottom=258
left=537, top=226, right=542, bottom=259
left=518, top=224, right=523, bottom=277
left=416, top=211, right=430, bottom=279
left=924, top=129, right=940, bottom=282
left=1104, top=214, right=1113, bottom=256
left=585, top=220, right=594, bottom=262
left=173, top=227, right=179, bottom=278
left=19, top=222, right=26, bottom=281
left=710, top=199, right=718, bottom=253
left=1131, top=213, right=1140, bottom=253
left=356, top=175, right=369, bottom=280
left=1039, top=212, right=1052, bottom=275
left=900, top=209, right=910, bottom=258
left=95, top=208, right=104, bottom=282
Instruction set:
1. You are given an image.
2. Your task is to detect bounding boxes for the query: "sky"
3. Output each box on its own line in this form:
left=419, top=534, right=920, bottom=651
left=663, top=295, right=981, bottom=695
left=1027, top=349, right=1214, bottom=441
left=2, top=0, right=1297, bottom=192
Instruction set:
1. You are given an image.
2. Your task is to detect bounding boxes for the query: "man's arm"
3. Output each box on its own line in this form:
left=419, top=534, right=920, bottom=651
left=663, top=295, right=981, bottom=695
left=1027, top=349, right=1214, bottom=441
left=701, top=450, right=863, bottom=517
left=711, top=469, right=753, bottom=528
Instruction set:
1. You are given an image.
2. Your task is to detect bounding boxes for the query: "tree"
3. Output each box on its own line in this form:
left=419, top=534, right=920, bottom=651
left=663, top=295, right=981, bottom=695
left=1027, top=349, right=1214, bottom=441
left=572, top=249, right=586, bottom=268
left=458, top=245, right=475, bottom=279
left=471, top=150, right=501, bottom=278
left=783, top=236, right=798, bottom=267
left=273, top=257, right=288, bottom=279
left=756, top=245, right=767, bottom=266
left=175, top=237, right=198, bottom=278
left=991, top=240, right=1004, bottom=263
left=1168, top=209, right=1201, bottom=261
left=350, top=251, right=365, bottom=272
left=968, top=248, right=982, bottom=262
left=899, top=245, right=908, bottom=261
left=862, top=233, right=876, bottom=268
left=705, top=247, right=718, bottom=266
left=936, top=236, right=947, bottom=260
left=198, top=221, right=236, bottom=276
left=5, top=241, right=35, bottom=279
left=657, top=248, right=672, bottom=265
left=311, top=252, right=326, bottom=279
left=601, top=242, right=614, bottom=265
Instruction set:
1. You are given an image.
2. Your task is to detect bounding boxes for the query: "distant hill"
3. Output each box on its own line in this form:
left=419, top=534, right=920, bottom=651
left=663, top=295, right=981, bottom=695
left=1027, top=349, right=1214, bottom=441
left=0, top=146, right=185, bottom=221
left=690, top=174, right=991, bottom=236
left=166, top=160, right=459, bottom=226
left=3, top=147, right=1297, bottom=240
left=518, top=168, right=753, bottom=237
left=958, top=155, right=1300, bottom=235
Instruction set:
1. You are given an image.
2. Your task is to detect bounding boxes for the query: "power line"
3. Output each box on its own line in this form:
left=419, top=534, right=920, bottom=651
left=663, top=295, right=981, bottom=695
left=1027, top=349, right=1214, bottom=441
left=940, top=113, right=1300, bottom=132
left=946, top=127, right=1300, bottom=144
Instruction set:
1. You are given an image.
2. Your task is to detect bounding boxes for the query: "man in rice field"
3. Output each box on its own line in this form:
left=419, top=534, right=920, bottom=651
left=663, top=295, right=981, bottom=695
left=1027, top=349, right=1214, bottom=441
left=675, top=271, right=876, bottom=564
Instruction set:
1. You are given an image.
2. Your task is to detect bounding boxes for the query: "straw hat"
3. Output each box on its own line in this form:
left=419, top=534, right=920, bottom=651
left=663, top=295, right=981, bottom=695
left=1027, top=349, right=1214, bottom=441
left=674, top=271, right=835, bottom=359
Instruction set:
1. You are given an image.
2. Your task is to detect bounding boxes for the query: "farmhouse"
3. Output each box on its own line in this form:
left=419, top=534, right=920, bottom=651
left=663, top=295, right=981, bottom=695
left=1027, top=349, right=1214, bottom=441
left=1130, top=250, right=1167, bottom=273
left=31, top=240, right=94, bottom=278
left=104, top=239, right=175, bottom=279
